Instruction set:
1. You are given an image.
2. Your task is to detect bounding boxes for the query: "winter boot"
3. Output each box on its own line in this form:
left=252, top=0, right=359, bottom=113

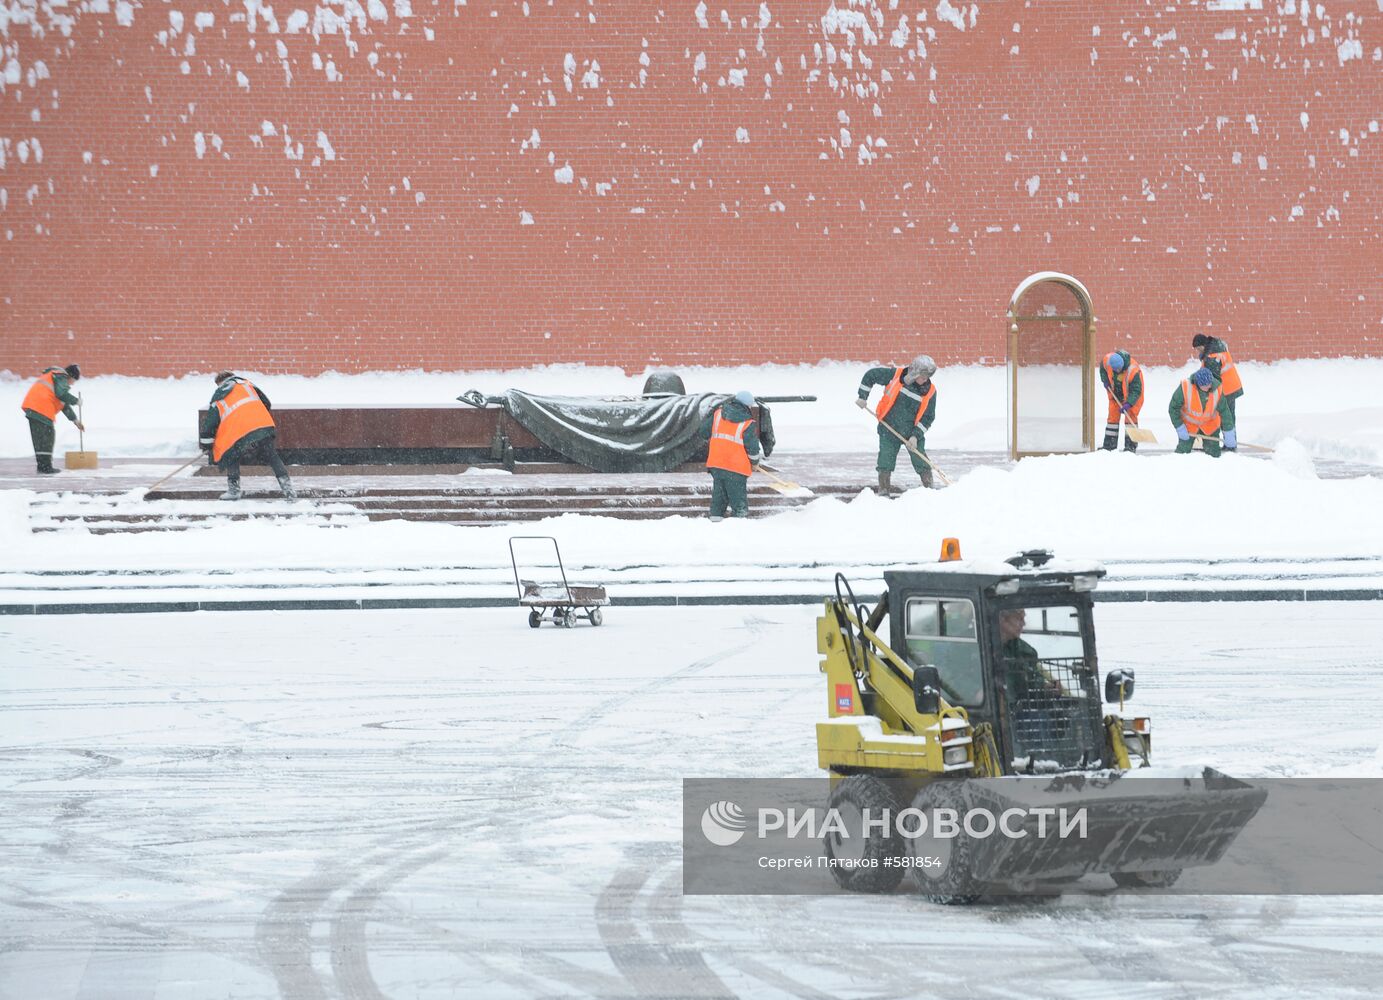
left=1123, top=435, right=1139, bottom=454
left=877, top=471, right=894, bottom=496
left=1101, top=424, right=1119, bottom=451
left=37, top=464, right=60, bottom=475
left=277, top=474, right=297, bottom=501
left=920, top=466, right=935, bottom=490
left=220, top=475, right=243, bottom=501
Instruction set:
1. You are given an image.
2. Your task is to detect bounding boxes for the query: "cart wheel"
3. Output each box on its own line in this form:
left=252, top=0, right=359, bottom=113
left=560, top=608, right=576, bottom=628
left=528, top=610, right=542, bottom=629
left=589, top=607, right=603, bottom=627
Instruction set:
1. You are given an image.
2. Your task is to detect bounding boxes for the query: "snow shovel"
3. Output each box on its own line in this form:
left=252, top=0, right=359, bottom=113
left=755, top=462, right=813, bottom=498
left=1190, top=433, right=1273, bottom=454
left=64, top=393, right=99, bottom=470
left=866, top=411, right=954, bottom=486
left=1123, top=417, right=1158, bottom=445
left=143, top=454, right=207, bottom=496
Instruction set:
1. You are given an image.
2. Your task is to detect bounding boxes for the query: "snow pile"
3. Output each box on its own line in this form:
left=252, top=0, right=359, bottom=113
left=4, top=450, right=1381, bottom=574
left=1244, top=358, right=1383, bottom=468
left=0, top=489, right=31, bottom=544
left=4, top=358, right=1383, bottom=464
left=1271, top=437, right=1318, bottom=480
left=777, top=450, right=1383, bottom=562
left=2, top=359, right=1382, bottom=576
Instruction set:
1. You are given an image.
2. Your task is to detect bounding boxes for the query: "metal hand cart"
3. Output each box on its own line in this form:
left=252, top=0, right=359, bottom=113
left=509, top=535, right=609, bottom=628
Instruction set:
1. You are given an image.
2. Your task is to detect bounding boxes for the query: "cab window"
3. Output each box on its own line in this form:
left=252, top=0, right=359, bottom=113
left=1011, top=605, right=1084, bottom=660
left=996, top=605, right=1092, bottom=701
left=904, top=597, right=983, bottom=706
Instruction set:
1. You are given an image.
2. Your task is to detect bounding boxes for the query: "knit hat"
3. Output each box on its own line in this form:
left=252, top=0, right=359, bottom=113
left=63, top=364, right=81, bottom=380
left=907, top=355, right=937, bottom=380
left=733, top=390, right=755, bottom=407
left=214, top=371, right=236, bottom=384
left=1105, top=352, right=1125, bottom=373
left=1191, top=367, right=1213, bottom=388
left=1191, top=334, right=1211, bottom=349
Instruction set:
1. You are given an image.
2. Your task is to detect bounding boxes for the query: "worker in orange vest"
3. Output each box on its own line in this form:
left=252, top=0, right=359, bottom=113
left=1170, top=367, right=1236, bottom=457
left=198, top=371, right=296, bottom=500
left=1192, top=334, right=1244, bottom=449
left=698, top=390, right=761, bottom=520
left=1098, top=350, right=1144, bottom=452
left=855, top=355, right=938, bottom=493
left=20, top=363, right=84, bottom=474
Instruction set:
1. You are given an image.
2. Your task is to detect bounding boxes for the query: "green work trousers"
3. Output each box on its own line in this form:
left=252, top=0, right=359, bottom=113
left=709, top=469, right=749, bottom=518
left=27, top=415, right=56, bottom=471
left=876, top=426, right=930, bottom=479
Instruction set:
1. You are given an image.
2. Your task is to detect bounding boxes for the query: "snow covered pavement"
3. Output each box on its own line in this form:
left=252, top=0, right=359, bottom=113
left=2, top=602, right=1381, bottom=998
left=6, top=552, right=1383, bottom=614
left=4, top=444, right=1383, bottom=613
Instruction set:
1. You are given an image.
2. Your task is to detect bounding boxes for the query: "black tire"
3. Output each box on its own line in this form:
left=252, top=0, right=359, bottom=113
left=560, top=609, right=575, bottom=629
left=906, top=781, right=982, bottom=905
left=823, top=775, right=906, bottom=893
left=1111, top=869, right=1181, bottom=889
left=589, top=607, right=603, bottom=627
left=528, top=610, right=542, bottom=629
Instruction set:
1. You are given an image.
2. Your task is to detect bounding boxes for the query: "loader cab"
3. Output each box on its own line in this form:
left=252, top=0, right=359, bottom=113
left=886, top=551, right=1108, bottom=774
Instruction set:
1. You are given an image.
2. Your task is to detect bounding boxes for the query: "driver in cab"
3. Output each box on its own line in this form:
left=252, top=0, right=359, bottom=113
left=997, top=609, right=1061, bottom=704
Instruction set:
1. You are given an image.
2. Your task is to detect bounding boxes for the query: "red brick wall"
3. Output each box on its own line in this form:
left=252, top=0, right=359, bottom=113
left=2, top=1, right=1380, bottom=376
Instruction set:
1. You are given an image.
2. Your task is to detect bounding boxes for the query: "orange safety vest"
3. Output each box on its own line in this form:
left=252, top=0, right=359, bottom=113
left=1207, top=350, right=1242, bottom=396
left=876, top=367, right=937, bottom=427
left=21, top=368, right=66, bottom=421
left=1180, top=379, right=1222, bottom=435
left=705, top=408, right=753, bottom=476
left=211, top=379, right=276, bottom=462
left=1102, top=356, right=1142, bottom=401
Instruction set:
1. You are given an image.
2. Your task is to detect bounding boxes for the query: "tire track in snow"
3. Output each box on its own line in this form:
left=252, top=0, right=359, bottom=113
left=579, top=615, right=781, bottom=998
left=423, top=612, right=776, bottom=996
left=252, top=617, right=770, bottom=999
left=329, top=845, right=453, bottom=1000
left=255, top=825, right=478, bottom=1000
left=597, top=861, right=734, bottom=999
left=644, top=868, right=840, bottom=1000
left=551, top=643, right=750, bottom=750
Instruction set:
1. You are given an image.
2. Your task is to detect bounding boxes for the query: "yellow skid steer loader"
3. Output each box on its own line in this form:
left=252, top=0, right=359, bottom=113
left=816, top=545, right=1266, bottom=902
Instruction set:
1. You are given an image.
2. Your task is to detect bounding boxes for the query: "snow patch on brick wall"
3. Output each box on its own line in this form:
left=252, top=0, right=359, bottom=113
left=1, top=1, right=1381, bottom=371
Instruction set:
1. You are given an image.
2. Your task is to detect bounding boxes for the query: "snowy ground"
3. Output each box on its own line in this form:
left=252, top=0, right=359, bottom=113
left=4, top=446, right=1383, bottom=605
left=3, top=602, right=1382, bottom=999
left=2, top=361, right=1381, bottom=595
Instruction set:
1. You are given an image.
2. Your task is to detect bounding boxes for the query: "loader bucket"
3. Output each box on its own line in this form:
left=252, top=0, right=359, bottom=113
left=928, top=768, right=1267, bottom=888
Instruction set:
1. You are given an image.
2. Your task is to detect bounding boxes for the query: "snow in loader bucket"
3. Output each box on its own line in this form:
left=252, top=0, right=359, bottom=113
left=931, top=768, right=1269, bottom=887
